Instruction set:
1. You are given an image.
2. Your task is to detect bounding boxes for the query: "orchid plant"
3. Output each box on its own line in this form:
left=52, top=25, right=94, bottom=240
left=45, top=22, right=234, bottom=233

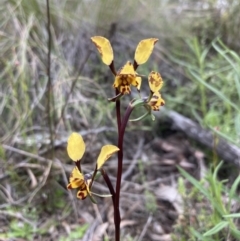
left=66, top=36, right=165, bottom=240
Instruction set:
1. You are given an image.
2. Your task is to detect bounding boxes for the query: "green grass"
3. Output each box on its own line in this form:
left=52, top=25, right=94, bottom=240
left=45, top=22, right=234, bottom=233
left=173, top=162, right=240, bottom=241
left=168, top=37, right=240, bottom=146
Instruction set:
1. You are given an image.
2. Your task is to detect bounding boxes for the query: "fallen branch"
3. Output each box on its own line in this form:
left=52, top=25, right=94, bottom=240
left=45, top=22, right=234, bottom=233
left=156, top=109, right=240, bottom=167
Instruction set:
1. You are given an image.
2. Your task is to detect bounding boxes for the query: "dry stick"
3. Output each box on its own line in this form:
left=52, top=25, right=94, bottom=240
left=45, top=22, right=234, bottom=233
left=46, top=0, right=55, bottom=158
left=122, top=138, right=144, bottom=181
left=137, top=215, right=153, bottom=241
left=82, top=219, right=99, bottom=241
left=28, top=160, right=52, bottom=203
left=1, top=144, right=70, bottom=172
left=157, top=109, right=240, bottom=166
left=0, top=210, right=34, bottom=226
left=56, top=52, right=91, bottom=130
left=2, top=144, right=79, bottom=219
left=115, top=104, right=134, bottom=241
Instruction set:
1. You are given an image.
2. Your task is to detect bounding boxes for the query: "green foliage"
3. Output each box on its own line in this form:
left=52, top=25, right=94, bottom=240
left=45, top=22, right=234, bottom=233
left=0, top=207, right=48, bottom=240
left=137, top=160, right=157, bottom=213
left=59, top=224, right=89, bottom=241
left=169, top=37, right=240, bottom=146
left=7, top=221, right=34, bottom=240
left=173, top=162, right=240, bottom=241
left=144, top=190, right=157, bottom=213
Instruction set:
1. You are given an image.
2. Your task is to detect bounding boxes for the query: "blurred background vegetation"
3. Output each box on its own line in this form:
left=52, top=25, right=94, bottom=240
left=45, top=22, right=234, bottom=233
left=1, top=0, right=240, bottom=240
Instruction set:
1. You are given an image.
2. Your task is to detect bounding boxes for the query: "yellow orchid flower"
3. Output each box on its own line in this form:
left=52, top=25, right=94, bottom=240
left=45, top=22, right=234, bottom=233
left=146, top=71, right=164, bottom=111
left=67, top=167, right=91, bottom=200
left=113, top=61, right=141, bottom=94
left=148, top=92, right=165, bottom=111
left=91, top=36, right=157, bottom=94
left=67, top=132, right=119, bottom=199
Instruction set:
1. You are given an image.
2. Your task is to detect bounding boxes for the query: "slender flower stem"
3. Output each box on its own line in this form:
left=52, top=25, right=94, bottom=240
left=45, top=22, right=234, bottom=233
left=114, top=93, right=121, bottom=241
left=114, top=103, right=134, bottom=241
left=115, top=89, right=121, bottom=134
left=101, top=168, right=115, bottom=205
left=89, top=164, right=98, bottom=189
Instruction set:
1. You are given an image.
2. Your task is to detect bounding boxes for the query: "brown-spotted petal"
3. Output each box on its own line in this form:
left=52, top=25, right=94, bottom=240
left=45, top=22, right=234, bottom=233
left=67, top=167, right=85, bottom=189
left=77, top=189, right=88, bottom=200
left=149, top=92, right=165, bottom=111
left=113, top=61, right=136, bottom=94
left=148, top=71, right=163, bottom=92
left=91, top=36, right=114, bottom=65
left=134, top=38, right=158, bottom=65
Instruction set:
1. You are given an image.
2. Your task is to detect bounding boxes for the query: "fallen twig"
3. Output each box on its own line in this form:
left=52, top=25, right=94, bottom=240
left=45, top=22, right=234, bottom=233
left=156, top=109, right=240, bottom=167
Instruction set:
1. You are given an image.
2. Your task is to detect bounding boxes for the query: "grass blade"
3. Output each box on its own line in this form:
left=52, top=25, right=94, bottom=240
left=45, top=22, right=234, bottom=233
left=203, top=221, right=229, bottom=237
left=189, top=69, right=240, bottom=112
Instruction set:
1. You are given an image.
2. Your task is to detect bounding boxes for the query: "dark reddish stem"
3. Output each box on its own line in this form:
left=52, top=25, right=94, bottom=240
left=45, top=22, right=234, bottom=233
left=109, top=61, right=121, bottom=134
left=115, top=89, right=121, bottom=134
left=109, top=61, right=117, bottom=76
left=101, top=168, right=116, bottom=205
left=109, top=61, right=133, bottom=240
left=114, top=103, right=133, bottom=241
left=75, top=160, right=81, bottom=173
left=133, top=60, right=139, bottom=71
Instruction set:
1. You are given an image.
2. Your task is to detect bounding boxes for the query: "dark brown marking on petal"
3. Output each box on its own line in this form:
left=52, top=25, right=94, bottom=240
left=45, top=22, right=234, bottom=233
left=77, top=191, right=87, bottom=200
left=94, top=44, right=103, bottom=56
left=150, top=101, right=157, bottom=106
left=149, top=73, right=162, bottom=87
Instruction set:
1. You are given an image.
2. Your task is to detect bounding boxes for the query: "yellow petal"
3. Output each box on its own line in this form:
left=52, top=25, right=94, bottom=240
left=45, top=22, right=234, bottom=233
left=119, top=85, right=131, bottom=95
left=134, top=38, right=158, bottom=65
left=91, top=36, right=114, bottom=65
left=148, top=71, right=163, bottom=92
left=113, top=61, right=136, bottom=94
left=97, top=145, right=119, bottom=169
left=67, top=179, right=85, bottom=189
left=67, top=132, right=86, bottom=161
left=69, top=167, right=84, bottom=181
left=113, top=75, right=132, bottom=94
left=133, top=75, right=142, bottom=91
left=77, top=177, right=92, bottom=200
left=118, top=61, right=135, bottom=76
left=67, top=167, right=85, bottom=189
left=149, top=92, right=165, bottom=111
left=113, top=75, right=121, bottom=88
left=85, top=179, right=92, bottom=196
